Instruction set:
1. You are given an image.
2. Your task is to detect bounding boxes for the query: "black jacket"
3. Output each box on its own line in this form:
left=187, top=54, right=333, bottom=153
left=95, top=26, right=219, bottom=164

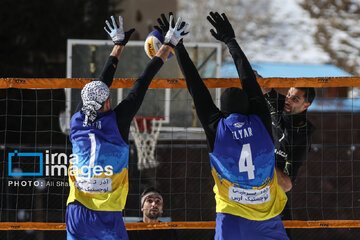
left=265, top=89, right=315, bottom=182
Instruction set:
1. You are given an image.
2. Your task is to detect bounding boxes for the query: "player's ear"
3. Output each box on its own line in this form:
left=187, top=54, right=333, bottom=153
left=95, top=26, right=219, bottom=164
left=105, top=98, right=111, bottom=109
left=303, top=101, right=311, bottom=110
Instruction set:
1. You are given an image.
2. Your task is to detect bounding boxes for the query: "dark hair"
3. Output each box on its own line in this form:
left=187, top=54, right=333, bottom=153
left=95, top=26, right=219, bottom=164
left=295, top=87, right=316, bottom=104
left=140, top=187, right=163, bottom=208
left=141, top=187, right=162, bottom=199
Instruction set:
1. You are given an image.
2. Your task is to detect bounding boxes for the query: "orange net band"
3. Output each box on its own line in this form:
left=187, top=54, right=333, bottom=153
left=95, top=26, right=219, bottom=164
left=1, top=77, right=360, bottom=89
left=1, top=220, right=360, bottom=230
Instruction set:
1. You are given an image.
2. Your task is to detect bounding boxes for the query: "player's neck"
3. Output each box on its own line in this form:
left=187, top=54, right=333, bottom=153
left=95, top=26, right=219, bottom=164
left=284, top=110, right=307, bottom=127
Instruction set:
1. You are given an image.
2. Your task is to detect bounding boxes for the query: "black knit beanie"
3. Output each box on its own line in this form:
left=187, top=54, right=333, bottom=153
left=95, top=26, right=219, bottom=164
left=220, top=87, right=249, bottom=116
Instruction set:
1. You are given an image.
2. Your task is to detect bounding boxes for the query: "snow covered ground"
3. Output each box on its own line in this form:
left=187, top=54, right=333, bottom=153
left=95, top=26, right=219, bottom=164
left=178, top=0, right=354, bottom=64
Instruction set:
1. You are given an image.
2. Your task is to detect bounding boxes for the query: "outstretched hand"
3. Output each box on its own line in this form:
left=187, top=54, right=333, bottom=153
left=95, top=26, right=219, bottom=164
left=154, top=12, right=189, bottom=46
left=154, top=12, right=173, bottom=37
left=104, top=16, right=135, bottom=46
left=163, top=15, right=190, bottom=48
left=207, top=12, right=235, bottom=44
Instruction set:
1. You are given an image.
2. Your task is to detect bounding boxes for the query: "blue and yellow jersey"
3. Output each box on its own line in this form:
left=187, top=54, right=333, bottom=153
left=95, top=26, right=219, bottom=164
left=67, top=110, right=129, bottom=211
left=210, top=113, right=287, bottom=221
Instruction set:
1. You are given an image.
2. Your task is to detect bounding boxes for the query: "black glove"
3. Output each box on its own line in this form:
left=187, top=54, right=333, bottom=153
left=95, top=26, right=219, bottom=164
left=207, top=12, right=235, bottom=44
left=154, top=12, right=173, bottom=37
left=119, top=28, right=135, bottom=45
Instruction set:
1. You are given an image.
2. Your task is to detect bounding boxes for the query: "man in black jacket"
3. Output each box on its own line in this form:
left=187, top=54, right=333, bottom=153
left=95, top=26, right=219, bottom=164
left=261, top=81, right=315, bottom=239
left=261, top=83, right=315, bottom=191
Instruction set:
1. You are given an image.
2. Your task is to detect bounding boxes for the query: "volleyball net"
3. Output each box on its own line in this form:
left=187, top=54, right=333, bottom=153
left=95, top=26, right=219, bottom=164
left=0, top=35, right=358, bottom=240
left=1, top=75, right=360, bottom=240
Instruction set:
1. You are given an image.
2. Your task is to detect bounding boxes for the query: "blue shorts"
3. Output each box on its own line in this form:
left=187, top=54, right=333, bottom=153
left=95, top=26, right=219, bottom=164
left=215, top=213, right=289, bottom=240
left=66, top=202, right=128, bottom=240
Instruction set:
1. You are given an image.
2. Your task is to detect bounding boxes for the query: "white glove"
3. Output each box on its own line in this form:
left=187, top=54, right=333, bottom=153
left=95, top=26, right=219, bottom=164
left=164, top=15, right=189, bottom=47
left=104, top=16, right=125, bottom=45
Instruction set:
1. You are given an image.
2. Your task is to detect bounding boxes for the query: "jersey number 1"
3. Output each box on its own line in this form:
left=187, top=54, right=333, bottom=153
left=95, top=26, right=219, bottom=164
left=238, top=143, right=255, bottom=179
left=88, top=133, right=97, bottom=169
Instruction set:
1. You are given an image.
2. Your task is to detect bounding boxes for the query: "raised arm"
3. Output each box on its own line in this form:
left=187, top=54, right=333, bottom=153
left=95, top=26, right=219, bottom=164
left=98, top=46, right=124, bottom=87
left=100, top=16, right=135, bottom=87
left=154, top=13, right=221, bottom=149
left=258, top=70, right=272, bottom=95
left=207, top=12, right=272, bottom=136
left=174, top=43, right=220, bottom=129
left=114, top=45, right=170, bottom=123
left=75, top=16, right=134, bottom=112
left=226, top=39, right=263, bottom=98
left=207, top=12, right=263, bottom=100
left=114, top=16, right=189, bottom=143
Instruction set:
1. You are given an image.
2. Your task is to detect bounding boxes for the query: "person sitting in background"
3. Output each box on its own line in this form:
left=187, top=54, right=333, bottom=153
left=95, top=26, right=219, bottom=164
left=128, top=187, right=177, bottom=240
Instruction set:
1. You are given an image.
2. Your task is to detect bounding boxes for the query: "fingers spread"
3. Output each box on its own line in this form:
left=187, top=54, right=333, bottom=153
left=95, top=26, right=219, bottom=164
left=111, top=16, right=118, bottom=29
left=214, top=12, right=223, bottom=22
left=104, top=27, right=111, bottom=35
left=169, top=12, right=175, bottom=28
left=181, top=31, right=190, bottom=37
left=174, top=17, right=182, bottom=30
left=207, top=15, right=216, bottom=27
left=161, top=13, right=169, bottom=27
left=106, top=20, right=113, bottom=31
left=181, top=23, right=190, bottom=36
left=221, top=13, right=229, bottom=22
left=169, top=15, right=174, bottom=29
left=178, top=21, right=186, bottom=30
left=182, top=23, right=190, bottom=32
left=157, top=17, right=164, bottom=27
left=209, top=11, right=217, bottom=19
left=210, top=29, right=219, bottom=40
left=118, top=16, right=124, bottom=30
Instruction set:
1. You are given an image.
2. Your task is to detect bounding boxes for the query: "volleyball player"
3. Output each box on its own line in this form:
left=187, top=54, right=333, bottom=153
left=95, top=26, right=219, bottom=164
left=155, top=12, right=288, bottom=239
left=261, top=79, right=315, bottom=238
left=65, top=15, right=188, bottom=240
left=261, top=82, right=315, bottom=190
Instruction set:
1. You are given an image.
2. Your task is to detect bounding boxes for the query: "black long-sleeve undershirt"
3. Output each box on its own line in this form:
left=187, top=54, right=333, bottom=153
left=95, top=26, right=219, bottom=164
left=99, top=56, right=119, bottom=87
left=175, top=43, right=222, bottom=152
left=97, top=55, right=164, bottom=144
left=113, top=57, right=163, bottom=143
left=175, top=40, right=272, bottom=152
left=226, top=39, right=272, bottom=137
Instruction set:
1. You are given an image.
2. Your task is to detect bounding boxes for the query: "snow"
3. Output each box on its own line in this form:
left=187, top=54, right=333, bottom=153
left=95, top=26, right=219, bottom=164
left=177, top=0, right=359, bottom=65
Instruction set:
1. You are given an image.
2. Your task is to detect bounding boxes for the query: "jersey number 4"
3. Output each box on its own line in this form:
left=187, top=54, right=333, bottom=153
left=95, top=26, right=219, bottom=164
left=238, top=143, right=255, bottom=179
